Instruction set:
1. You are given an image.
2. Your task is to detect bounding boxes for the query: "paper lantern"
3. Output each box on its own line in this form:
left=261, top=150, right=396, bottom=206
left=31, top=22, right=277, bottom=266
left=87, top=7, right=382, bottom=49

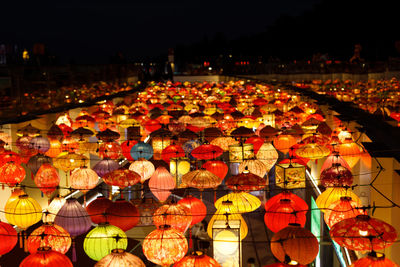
left=5, top=194, right=42, bottom=230
left=153, top=203, right=192, bottom=233
left=256, top=142, right=279, bottom=172
left=350, top=252, right=399, bottom=267
left=265, top=192, right=306, bottom=210
left=96, top=128, right=120, bottom=142
left=53, top=152, right=88, bottom=172
left=149, top=166, right=175, bottom=202
left=70, top=167, right=99, bottom=194
left=316, top=187, right=361, bottom=213
left=226, top=170, right=266, bottom=191
left=245, top=136, right=265, bottom=155
left=99, top=141, right=122, bottom=160
left=43, top=196, right=66, bottom=223
left=264, top=263, right=306, bottom=267
left=320, top=163, right=353, bottom=187
left=103, top=169, right=141, bottom=189
left=27, top=153, right=53, bottom=175
left=174, top=251, right=221, bottom=267
left=0, top=220, right=18, bottom=256
left=143, top=225, right=188, bottom=266
left=105, top=199, right=140, bottom=231
left=273, top=134, right=297, bottom=154
left=182, top=139, right=202, bottom=160
left=0, top=151, right=22, bottom=165
left=330, top=215, right=397, bottom=251
left=337, top=139, right=362, bottom=168
left=210, top=136, right=239, bottom=151
left=270, top=224, right=319, bottom=265
left=321, top=153, right=351, bottom=173
left=129, top=158, right=155, bottom=183
left=84, top=223, right=128, bottom=261
left=178, top=195, right=207, bottom=227
left=121, top=140, right=137, bottom=161
left=86, top=196, right=112, bottom=224
left=191, top=144, right=223, bottom=160
left=275, top=162, right=306, bottom=189
left=170, top=157, right=191, bottom=187
left=45, top=139, right=63, bottom=158
left=324, top=197, right=365, bottom=228
left=130, top=142, right=153, bottom=160
left=264, top=198, right=308, bottom=233
left=202, top=160, right=228, bottom=180
left=215, top=191, right=261, bottom=213
left=144, top=119, right=162, bottom=132
left=34, top=163, right=60, bottom=197
left=295, top=143, right=330, bottom=160
left=228, top=143, right=254, bottom=163
left=93, top=158, right=119, bottom=178
left=0, top=161, right=26, bottom=187
left=60, top=137, right=79, bottom=152
left=239, top=159, right=268, bottom=178
left=27, top=223, right=71, bottom=254
left=20, top=247, right=73, bottom=267
left=213, top=229, right=238, bottom=255
left=162, top=144, right=185, bottom=163
left=182, top=169, right=221, bottom=190
left=95, top=249, right=146, bottom=267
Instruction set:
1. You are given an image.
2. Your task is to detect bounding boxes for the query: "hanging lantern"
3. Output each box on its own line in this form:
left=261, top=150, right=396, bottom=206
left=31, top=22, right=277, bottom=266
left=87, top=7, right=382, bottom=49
left=96, top=128, right=120, bottom=142
left=337, top=138, right=362, bottom=168
left=295, top=143, right=330, bottom=160
left=265, top=191, right=306, bottom=210
left=264, top=263, right=306, bottom=267
left=34, top=163, right=60, bottom=197
left=70, top=166, right=99, bottom=194
left=142, top=225, right=188, bottom=266
left=174, top=251, right=221, bottom=267
left=86, top=196, right=112, bottom=224
left=350, top=252, right=399, bottom=267
left=228, top=143, right=254, bottom=163
left=226, top=170, right=266, bottom=191
left=93, top=158, right=119, bottom=178
left=182, top=169, right=221, bottom=190
left=60, top=137, right=79, bottom=152
left=273, top=134, right=297, bottom=154
left=121, top=140, right=138, bottom=161
left=170, top=157, right=191, bottom=187
left=320, top=153, right=351, bottom=173
left=264, top=198, right=308, bottom=233
left=149, top=166, right=176, bottom=202
left=95, top=249, right=146, bottom=267
left=191, top=144, right=223, bottom=160
left=316, top=187, right=361, bottom=212
left=129, top=158, right=155, bottom=183
left=5, top=194, right=42, bottom=230
left=27, top=223, right=71, bottom=254
left=153, top=203, right=192, bottom=233
left=162, top=144, right=185, bottom=163
left=330, top=215, right=397, bottom=251
left=210, top=136, right=239, bottom=151
left=84, top=223, right=128, bottom=261
left=0, top=220, right=18, bottom=256
left=29, top=136, right=51, bottom=153
left=130, top=142, right=153, bottom=160
left=270, top=224, right=319, bottom=265
left=99, top=141, right=122, bottom=160
left=320, top=163, right=353, bottom=187
left=215, top=191, right=261, bottom=213
left=263, top=113, right=276, bottom=127
left=0, top=151, right=22, bottom=165
left=245, top=136, right=265, bottom=154
left=202, top=160, right=228, bottom=180
left=53, top=152, right=88, bottom=172
left=103, top=169, right=141, bottom=189
left=20, top=247, right=73, bottom=267
left=324, top=197, right=365, bottom=228
left=182, top=139, right=202, bottom=160
left=135, top=197, right=160, bottom=226
left=45, top=139, right=63, bottom=158
left=256, top=142, right=279, bottom=172
left=105, top=199, right=140, bottom=231
left=43, top=196, right=66, bottom=223
left=152, top=136, right=171, bottom=160
left=239, top=159, right=268, bottom=178
left=178, top=195, right=207, bottom=227
left=275, top=161, right=306, bottom=189
left=144, top=119, right=162, bottom=132
left=27, top=153, right=52, bottom=176
left=0, top=161, right=26, bottom=187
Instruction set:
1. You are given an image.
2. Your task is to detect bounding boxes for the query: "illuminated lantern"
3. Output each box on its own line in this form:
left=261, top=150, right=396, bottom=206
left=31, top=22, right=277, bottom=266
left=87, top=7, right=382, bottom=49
left=273, top=134, right=297, bottom=154
left=149, top=166, right=175, bottom=202
left=264, top=263, right=306, bottom=267
left=162, top=144, right=185, bottom=163
left=178, top=195, right=207, bottom=227
left=121, top=140, right=137, bottom=161
left=182, top=169, right=221, bottom=189
left=27, top=223, right=71, bottom=254
left=45, top=139, right=63, bottom=158
left=29, top=136, right=50, bottom=153
left=5, top=194, right=42, bottom=230
left=143, top=225, right=188, bottom=266
left=324, top=197, right=365, bottom=228
left=95, top=249, right=146, bottom=267
left=153, top=203, right=192, bottom=233
left=256, top=142, right=279, bottom=172
left=84, top=223, right=128, bottom=261
left=316, top=187, right=361, bottom=212
left=265, top=192, right=307, bottom=211
left=295, top=143, right=330, bottom=160
left=239, top=159, right=268, bottom=178
left=215, top=191, right=261, bottom=213
left=27, top=153, right=52, bottom=175
left=135, top=197, right=160, bottom=226
left=191, top=144, right=223, bottom=160
left=130, top=142, right=153, bottom=160
left=43, top=196, right=66, bottom=223
left=34, top=163, right=60, bottom=196
left=202, top=160, right=228, bottom=180
left=20, top=247, right=73, bottom=267
left=170, top=157, right=191, bottom=187
left=152, top=136, right=171, bottom=160
left=86, top=196, right=112, bottom=224
left=262, top=113, right=276, bottom=127
left=93, top=158, right=119, bottom=178
left=320, top=163, right=353, bottom=187
left=174, top=251, right=221, bottom=267
left=245, top=136, right=265, bottom=154
left=70, top=167, right=99, bottom=194
left=0, top=220, right=18, bottom=256
left=210, top=136, right=238, bottom=151
left=226, top=170, right=265, bottom=191
left=53, top=152, right=88, bottom=172
left=350, top=252, right=399, bottom=267
left=61, top=137, right=79, bottom=152
left=0, top=161, right=26, bottom=187
left=105, top=199, right=140, bottom=231
left=103, top=169, right=141, bottom=189
left=320, top=153, right=351, bottom=173
left=229, top=143, right=254, bottom=163
left=270, top=224, right=319, bottom=265
left=55, top=113, right=73, bottom=127
left=129, top=158, right=155, bottom=183
left=144, top=119, right=162, bottom=132
left=264, top=198, right=308, bottom=233
left=0, top=151, right=22, bottom=165
left=337, top=138, right=362, bottom=168
left=99, top=141, right=122, bottom=160
left=330, top=215, right=397, bottom=251
left=275, top=161, right=306, bottom=189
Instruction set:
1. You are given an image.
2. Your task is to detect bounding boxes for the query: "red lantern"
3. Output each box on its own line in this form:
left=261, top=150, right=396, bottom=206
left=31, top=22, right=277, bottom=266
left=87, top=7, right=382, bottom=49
left=320, top=163, right=353, bottom=187
left=34, top=163, right=60, bottom=197
left=350, top=252, right=399, bottom=267
left=191, top=144, right=223, bottom=160
left=265, top=191, right=306, bottom=210
left=324, top=197, right=365, bottom=228
left=245, top=136, right=265, bottom=154
left=174, top=251, right=221, bottom=267
left=105, top=199, right=140, bottom=231
left=153, top=203, right=192, bottom=233
left=121, top=140, right=137, bottom=161
left=20, top=247, right=73, bottom=267
left=264, top=264, right=306, bottom=267
left=321, top=152, right=351, bottom=173
left=144, top=119, right=162, bottom=132
left=0, top=151, right=22, bottom=165
left=225, top=170, right=266, bottom=191
left=273, top=134, right=297, bottom=154
left=202, top=160, right=228, bottom=180
left=162, top=144, right=185, bottom=163
left=27, top=223, right=71, bottom=254
left=178, top=195, right=207, bottom=226
left=0, top=220, right=18, bottom=256
left=0, top=161, right=26, bottom=187
left=86, top=196, right=112, bottom=224
left=103, top=169, right=141, bottom=189
left=99, top=141, right=122, bottom=160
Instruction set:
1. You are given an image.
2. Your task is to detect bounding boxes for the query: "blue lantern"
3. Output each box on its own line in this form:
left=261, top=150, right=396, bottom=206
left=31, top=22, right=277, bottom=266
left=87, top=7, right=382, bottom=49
left=130, top=142, right=153, bottom=160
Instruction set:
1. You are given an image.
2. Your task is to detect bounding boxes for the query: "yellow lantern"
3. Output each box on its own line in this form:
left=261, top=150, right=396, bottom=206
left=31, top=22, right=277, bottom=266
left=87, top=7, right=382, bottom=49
left=256, top=142, right=279, bottom=172
left=263, top=113, right=276, bottom=127
left=316, top=187, right=361, bottom=213
left=170, top=157, right=191, bottom=188
left=5, top=194, right=42, bottom=230
left=215, top=192, right=261, bottom=213
left=228, top=143, right=254, bottom=163
left=275, top=162, right=306, bottom=189
left=237, top=118, right=256, bottom=129
left=151, top=136, right=171, bottom=160
left=295, top=143, right=330, bottom=160
left=210, top=137, right=239, bottom=151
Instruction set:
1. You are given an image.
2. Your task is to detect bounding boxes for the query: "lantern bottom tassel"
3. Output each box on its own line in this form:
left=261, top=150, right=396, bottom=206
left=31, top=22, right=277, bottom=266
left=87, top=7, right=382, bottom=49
left=72, top=239, right=77, bottom=262
left=189, top=228, right=193, bottom=249
left=23, top=232, right=28, bottom=253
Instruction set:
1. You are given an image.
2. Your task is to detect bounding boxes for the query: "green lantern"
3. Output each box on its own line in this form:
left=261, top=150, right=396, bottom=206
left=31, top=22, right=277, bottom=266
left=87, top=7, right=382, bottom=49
left=83, top=223, right=127, bottom=261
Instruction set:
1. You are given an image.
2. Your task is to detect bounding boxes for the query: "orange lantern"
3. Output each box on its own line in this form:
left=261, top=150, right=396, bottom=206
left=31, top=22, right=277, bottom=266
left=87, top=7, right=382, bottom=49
left=70, top=167, right=99, bottom=194
left=103, top=169, right=141, bottom=189
left=337, top=138, right=362, bottom=168
left=324, top=197, right=365, bottom=228
left=45, top=139, right=63, bottom=158
left=174, top=251, right=221, bottom=267
left=149, top=166, right=175, bottom=202
left=34, top=163, right=60, bottom=197
left=153, top=203, right=192, bottom=233
left=20, top=247, right=73, bottom=267
left=273, top=134, right=297, bottom=154
left=182, top=169, right=221, bottom=190
left=350, top=252, right=399, bottom=267
left=178, top=195, right=207, bottom=227
left=0, top=161, right=26, bottom=187
left=27, top=223, right=71, bottom=254
left=86, top=196, right=112, bottom=224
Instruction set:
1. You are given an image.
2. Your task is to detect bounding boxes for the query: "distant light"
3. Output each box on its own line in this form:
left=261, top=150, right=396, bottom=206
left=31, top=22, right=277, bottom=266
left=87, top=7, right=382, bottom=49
left=208, top=67, right=212, bottom=70
left=229, top=54, right=233, bottom=58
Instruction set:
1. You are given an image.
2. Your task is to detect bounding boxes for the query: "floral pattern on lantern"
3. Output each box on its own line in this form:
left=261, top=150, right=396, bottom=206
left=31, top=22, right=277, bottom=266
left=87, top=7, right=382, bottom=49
left=103, top=169, right=141, bottom=189
left=27, top=223, right=71, bottom=254
left=153, top=203, right=192, bottom=233
left=324, top=197, right=365, bottom=228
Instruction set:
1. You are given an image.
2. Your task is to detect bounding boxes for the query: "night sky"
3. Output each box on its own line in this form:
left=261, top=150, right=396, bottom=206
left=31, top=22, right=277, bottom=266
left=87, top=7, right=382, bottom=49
left=1, top=0, right=321, bottom=63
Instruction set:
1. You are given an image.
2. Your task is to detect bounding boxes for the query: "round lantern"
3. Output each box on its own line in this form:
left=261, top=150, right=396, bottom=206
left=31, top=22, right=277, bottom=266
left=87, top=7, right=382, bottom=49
left=45, top=139, right=63, bottom=158
left=330, top=215, right=397, bottom=251
left=27, top=223, right=71, bottom=254
left=350, top=252, right=399, bottom=267
left=324, top=197, right=365, bottom=228
left=43, top=196, right=66, bottom=223
left=143, top=225, right=188, bottom=266
left=270, top=224, right=319, bottom=265
left=93, top=158, right=119, bottom=178
left=149, top=166, right=176, bottom=202
left=34, top=163, right=60, bottom=197
left=29, top=136, right=51, bottom=153
left=70, top=166, right=99, bottom=194
left=182, top=139, right=202, bottom=160
left=182, top=169, right=221, bottom=189
left=174, top=251, right=221, bottom=267
left=191, top=144, right=223, bottom=160
left=239, top=159, right=268, bottom=179
left=162, top=144, right=185, bottom=163
left=0, top=161, right=26, bottom=187
left=321, top=153, right=351, bottom=173
left=265, top=191, right=306, bottom=210
left=0, top=220, right=18, bottom=256
left=5, top=194, right=42, bottom=230
left=95, top=249, right=146, bottom=267
left=103, top=169, right=141, bottom=189
left=53, top=152, right=88, bottom=172
left=320, top=163, right=353, bottom=187
left=0, top=151, right=22, bottom=165
left=202, top=160, right=228, bottom=180
left=214, top=229, right=238, bottom=255
left=273, top=134, right=297, bottom=154
left=121, top=140, right=137, bottom=161
left=99, top=142, right=122, bottom=160
left=256, top=142, right=279, bottom=172
left=27, top=153, right=52, bottom=175
left=337, top=139, right=362, bottom=168
left=225, top=170, right=266, bottom=191
left=245, top=136, right=265, bottom=154
left=210, top=136, right=238, bottom=151
left=295, top=143, right=330, bottom=160
left=153, top=203, right=192, bottom=233
left=20, top=247, right=73, bottom=267
left=215, top=191, right=261, bottom=213
left=105, top=199, right=140, bottom=231
left=129, top=158, right=155, bottom=183
left=86, top=196, right=112, bottom=224
left=178, top=195, right=207, bottom=226
left=130, top=142, right=153, bottom=160
left=316, top=187, right=361, bottom=212
left=84, top=223, right=128, bottom=261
